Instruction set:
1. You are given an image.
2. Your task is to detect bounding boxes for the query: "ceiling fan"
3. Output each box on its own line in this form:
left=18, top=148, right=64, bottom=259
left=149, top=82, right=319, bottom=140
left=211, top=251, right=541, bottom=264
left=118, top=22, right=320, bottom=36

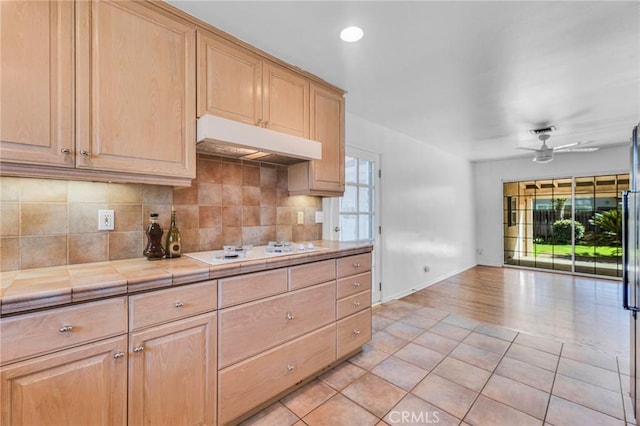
left=518, top=126, right=599, bottom=163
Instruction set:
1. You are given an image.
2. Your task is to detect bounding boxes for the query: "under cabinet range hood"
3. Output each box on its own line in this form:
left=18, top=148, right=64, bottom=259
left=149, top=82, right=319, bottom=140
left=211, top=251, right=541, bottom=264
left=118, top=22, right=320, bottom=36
left=196, top=115, right=322, bottom=165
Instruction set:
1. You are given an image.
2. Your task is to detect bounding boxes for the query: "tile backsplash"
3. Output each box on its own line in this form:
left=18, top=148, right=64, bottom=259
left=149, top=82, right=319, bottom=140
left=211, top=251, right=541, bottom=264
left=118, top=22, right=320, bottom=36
left=0, top=154, right=322, bottom=271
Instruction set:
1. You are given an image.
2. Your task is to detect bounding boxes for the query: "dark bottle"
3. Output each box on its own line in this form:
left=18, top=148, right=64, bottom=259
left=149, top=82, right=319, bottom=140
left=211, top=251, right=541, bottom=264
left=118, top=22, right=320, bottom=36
left=165, top=207, right=182, bottom=258
left=143, top=213, right=165, bottom=260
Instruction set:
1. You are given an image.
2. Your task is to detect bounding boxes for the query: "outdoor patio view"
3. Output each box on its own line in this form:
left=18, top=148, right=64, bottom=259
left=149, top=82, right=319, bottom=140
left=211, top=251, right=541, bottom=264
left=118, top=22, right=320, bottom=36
left=503, top=174, right=629, bottom=277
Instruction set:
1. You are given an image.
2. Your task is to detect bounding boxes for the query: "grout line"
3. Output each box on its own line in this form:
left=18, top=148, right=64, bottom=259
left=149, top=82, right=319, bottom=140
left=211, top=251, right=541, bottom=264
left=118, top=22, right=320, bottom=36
left=541, top=340, right=564, bottom=424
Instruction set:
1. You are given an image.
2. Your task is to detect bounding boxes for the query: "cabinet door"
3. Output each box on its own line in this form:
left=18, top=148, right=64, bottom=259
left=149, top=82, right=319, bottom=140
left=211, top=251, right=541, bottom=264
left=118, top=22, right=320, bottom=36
left=262, top=62, right=309, bottom=138
left=129, top=312, right=217, bottom=426
left=1, top=336, right=127, bottom=426
left=76, top=1, right=195, bottom=179
left=309, top=83, right=345, bottom=193
left=0, top=0, right=74, bottom=167
left=197, top=32, right=262, bottom=125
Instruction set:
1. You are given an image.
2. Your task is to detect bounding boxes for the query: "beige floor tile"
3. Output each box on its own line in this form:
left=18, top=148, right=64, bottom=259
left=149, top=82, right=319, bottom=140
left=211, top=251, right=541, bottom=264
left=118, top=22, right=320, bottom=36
left=450, top=343, right=502, bottom=371
left=413, top=331, right=459, bottom=354
left=432, top=357, right=491, bottom=392
left=376, top=421, right=390, bottom=426
left=375, top=305, right=414, bottom=321
left=463, top=331, right=511, bottom=355
left=318, top=362, right=366, bottom=391
left=429, top=322, right=472, bottom=341
left=412, top=374, right=476, bottom=419
left=371, top=356, right=428, bottom=391
left=561, top=342, right=619, bottom=372
left=384, top=394, right=460, bottom=426
left=239, top=402, right=299, bottom=426
left=494, top=356, right=555, bottom=393
left=546, top=396, right=625, bottom=426
left=514, top=333, right=563, bottom=355
left=415, top=306, right=449, bottom=321
left=442, top=314, right=481, bottom=330
left=474, top=323, right=518, bottom=342
left=373, top=315, right=396, bottom=331
left=303, top=394, right=378, bottom=426
left=552, top=374, right=624, bottom=420
left=280, top=380, right=336, bottom=418
left=370, top=330, right=410, bottom=354
left=385, top=321, right=424, bottom=341
left=481, top=374, right=549, bottom=420
left=342, top=373, right=407, bottom=418
left=348, top=343, right=390, bottom=370
left=506, top=343, right=560, bottom=372
left=557, top=357, right=621, bottom=392
left=395, top=313, right=439, bottom=330
left=394, top=342, right=446, bottom=371
left=464, top=395, right=541, bottom=426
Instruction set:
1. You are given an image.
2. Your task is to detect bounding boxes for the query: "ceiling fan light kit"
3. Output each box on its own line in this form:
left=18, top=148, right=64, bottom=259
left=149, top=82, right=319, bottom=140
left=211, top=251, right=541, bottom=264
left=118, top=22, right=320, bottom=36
left=518, top=125, right=598, bottom=163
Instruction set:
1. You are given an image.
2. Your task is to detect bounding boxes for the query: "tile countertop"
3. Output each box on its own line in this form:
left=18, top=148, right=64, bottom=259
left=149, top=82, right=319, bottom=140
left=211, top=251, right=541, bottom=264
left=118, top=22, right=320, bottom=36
left=0, top=241, right=373, bottom=316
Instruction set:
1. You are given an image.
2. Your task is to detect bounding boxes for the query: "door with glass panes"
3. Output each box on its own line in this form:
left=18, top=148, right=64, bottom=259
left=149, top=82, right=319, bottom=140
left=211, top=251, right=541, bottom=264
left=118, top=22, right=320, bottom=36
left=324, top=147, right=381, bottom=302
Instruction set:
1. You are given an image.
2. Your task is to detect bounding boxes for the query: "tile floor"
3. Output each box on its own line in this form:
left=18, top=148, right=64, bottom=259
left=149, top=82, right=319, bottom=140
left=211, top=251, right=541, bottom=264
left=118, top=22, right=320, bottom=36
left=241, top=299, right=635, bottom=426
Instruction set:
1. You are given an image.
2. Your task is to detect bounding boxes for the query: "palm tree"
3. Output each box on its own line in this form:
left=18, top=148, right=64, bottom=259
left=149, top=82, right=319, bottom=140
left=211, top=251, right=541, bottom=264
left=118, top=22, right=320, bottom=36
left=587, top=209, right=622, bottom=246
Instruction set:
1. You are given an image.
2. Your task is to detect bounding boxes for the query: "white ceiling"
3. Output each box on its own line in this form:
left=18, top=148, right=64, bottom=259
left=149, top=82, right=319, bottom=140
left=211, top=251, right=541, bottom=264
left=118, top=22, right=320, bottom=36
left=169, top=1, right=640, bottom=162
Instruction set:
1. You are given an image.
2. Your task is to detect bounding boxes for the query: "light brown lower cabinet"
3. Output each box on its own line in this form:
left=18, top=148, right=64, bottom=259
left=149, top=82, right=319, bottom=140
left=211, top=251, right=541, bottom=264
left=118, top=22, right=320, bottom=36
left=1, top=335, right=128, bottom=426
left=337, top=308, right=372, bottom=359
left=128, top=312, right=217, bottom=426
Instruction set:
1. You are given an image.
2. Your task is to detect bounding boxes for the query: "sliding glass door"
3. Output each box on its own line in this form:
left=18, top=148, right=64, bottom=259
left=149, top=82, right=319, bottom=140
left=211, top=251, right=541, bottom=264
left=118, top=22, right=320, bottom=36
left=503, top=174, right=628, bottom=277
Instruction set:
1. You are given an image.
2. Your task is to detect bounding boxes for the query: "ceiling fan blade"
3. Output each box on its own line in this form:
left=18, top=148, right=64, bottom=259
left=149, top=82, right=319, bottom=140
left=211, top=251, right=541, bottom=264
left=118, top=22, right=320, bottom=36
left=552, top=140, right=594, bottom=150
left=516, top=147, right=539, bottom=151
left=555, top=147, right=599, bottom=153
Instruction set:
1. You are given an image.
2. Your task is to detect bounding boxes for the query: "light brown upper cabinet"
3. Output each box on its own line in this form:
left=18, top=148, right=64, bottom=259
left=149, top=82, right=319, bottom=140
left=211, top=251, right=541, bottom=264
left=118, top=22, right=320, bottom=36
left=288, top=84, right=345, bottom=196
left=76, top=1, right=196, bottom=180
left=197, top=32, right=309, bottom=138
left=0, top=1, right=74, bottom=167
left=1, top=1, right=196, bottom=186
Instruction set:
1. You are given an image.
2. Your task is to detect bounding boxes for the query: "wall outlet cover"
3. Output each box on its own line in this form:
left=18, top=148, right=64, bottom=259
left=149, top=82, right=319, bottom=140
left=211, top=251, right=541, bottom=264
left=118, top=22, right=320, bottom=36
left=315, top=211, right=324, bottom=223
left=98, top=210, right=115, bottom=231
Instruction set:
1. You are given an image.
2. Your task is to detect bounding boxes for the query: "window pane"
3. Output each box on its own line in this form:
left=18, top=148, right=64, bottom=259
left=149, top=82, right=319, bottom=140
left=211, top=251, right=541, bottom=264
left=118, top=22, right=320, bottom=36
left=340, top=185, right=357, bottom=212
left=345, top=156, right=357, bottom=184
left=358, top=159, right=372, bottom=185
left=340, top=214, right=358, bottom=241
left=359, top=214, right=373, bottom=241
left=359, top=187, right=371, bottom=213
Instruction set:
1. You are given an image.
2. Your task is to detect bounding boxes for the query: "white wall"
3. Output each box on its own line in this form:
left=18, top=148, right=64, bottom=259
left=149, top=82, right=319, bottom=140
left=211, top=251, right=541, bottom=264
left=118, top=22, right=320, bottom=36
left=474, top=145, right=629, bottom=267
left=345, top=113, right=477, bottom=302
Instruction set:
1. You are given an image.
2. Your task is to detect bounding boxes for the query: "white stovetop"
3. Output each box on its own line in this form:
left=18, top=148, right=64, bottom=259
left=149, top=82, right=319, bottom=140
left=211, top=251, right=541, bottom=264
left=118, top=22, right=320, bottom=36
left=184, top=243, right=329, bottom=265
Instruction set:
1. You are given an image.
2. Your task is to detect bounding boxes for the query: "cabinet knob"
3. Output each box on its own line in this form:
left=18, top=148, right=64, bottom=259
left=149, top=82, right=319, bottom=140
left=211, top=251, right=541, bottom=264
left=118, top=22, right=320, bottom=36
left=353, top=301, right=361, bottom=307
left=286, top=312, right=295, bottom=321
left=58, top=325, right=73, bottom=333
left=287, top=364, right=294, bottom=372
left=174, top=301, right=184, bottom=308
left=256, top=119, right=263, bottom=126
left=60, top=148, right=71, bottom=154
left=113, top=351, right=125, bottom=359
left=133, top=346, right=144, bottom=353
left=80, top=150, right=90, bottom=157
left=353, top=282, right=360, bottom=288
left=353, top=263, right=361, bottom=268
left=263, top=121, right=270, bottom=127
left=353, top=329, right=361, bottom=335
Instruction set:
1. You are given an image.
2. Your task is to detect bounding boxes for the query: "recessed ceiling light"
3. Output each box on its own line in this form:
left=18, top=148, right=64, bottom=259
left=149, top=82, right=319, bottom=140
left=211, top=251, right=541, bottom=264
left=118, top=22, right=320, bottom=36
left=340, top=26, right=364, bottom=43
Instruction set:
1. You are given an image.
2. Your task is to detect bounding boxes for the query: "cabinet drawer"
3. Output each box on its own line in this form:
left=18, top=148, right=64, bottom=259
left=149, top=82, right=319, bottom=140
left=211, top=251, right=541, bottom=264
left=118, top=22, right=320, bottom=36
left=129, top=280, right=217, bottom=330
left=219, top=269, right=287, bottom=308
left=337, top=253, right=372, bottom=278
left=337, top=308, right=372, bottom=359
left=337, top=272, right=371, bottom=299
left=336, top=290, right=371, bottom=320
left=1, top=297, right=127, bottom=365
left=219, top=281, right=335, bottom=368
left=288, top=259, right=336, bottom=290
left=218, top=324, right=336, bottom=425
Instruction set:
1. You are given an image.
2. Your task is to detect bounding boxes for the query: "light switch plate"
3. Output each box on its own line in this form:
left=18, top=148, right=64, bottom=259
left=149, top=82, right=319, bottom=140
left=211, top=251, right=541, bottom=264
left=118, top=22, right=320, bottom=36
left=315, top=211, right=324, bottom=223
left=297, top=211, right=304, bottom=225
left=98, top=210, right=115, bottom=231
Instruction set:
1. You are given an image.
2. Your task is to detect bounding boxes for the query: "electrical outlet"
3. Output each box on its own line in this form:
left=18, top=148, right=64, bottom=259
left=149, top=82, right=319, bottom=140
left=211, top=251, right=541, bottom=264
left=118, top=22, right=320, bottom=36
left=297, top=211, right=304, bottom=225
left=98, top=210, right=115, bottom=231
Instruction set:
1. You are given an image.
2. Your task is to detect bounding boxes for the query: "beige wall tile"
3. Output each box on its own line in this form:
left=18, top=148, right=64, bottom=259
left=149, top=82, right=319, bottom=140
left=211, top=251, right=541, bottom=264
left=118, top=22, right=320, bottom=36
left=243, top=165, right=260, bottom=187
left=199, top=227, right=222, bottom=251
left=142, top=204, right=172, bottom=230
left=198, top=183, right=222, bottom=206
left=221, top=161, right=242, bottom=185
left=261, top=207, right=277, bottom=226
left=107, top=183, right=142, bottom=204
left=174, top=184, right=198, bottom=205
left=243, top=206, right=261, bottom=226
left=276, top=225, right=293, bottom=242
left=242, top=226, right=276, bottom=246
left=260, top=187, right=277, bottom=206
left=69, top=233, right=108, bottom=264
left=21, top=235, right=67, bottom=269
left=199, top=206, right=221, bottom=229
left=196, top=155, right=222, bottom=183
left=1, top=237, right=20, bottom=271
left=222, top=226, right=242, bottom=246
left=69, top=203, right=107, bottom=234
left=277, top=168, right=288, bottom=189
left=143, top=185, right=173, bottom=204
left=21, top=178, right=67, bottom=202
left=21, top=203, right=68, bottom=236
left=68, top=181, right=108, bottom=203
left=180, top=228, right=199, bottom=253
left=112, top=204, right=142, bottom=232
left=222, top=185, right=242, bottom=206
left=242, top=186, right=261, bottom=206
left=277, top=207, right=293, bottom=225
left=222, top=206, right=242, bottom=227
left=1, top=177, right=20, bottom=201
left=260, top=166, right=278, bottom=187
left=109, top=231, right=143, bottom=260
left=175, top=205, right=199, bottom=230
left=1, top=203, right=19, bottom=237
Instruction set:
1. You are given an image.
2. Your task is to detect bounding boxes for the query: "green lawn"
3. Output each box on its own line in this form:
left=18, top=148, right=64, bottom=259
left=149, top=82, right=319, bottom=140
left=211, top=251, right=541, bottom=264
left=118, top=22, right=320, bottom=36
left=534, top=244, right=621, bottom=257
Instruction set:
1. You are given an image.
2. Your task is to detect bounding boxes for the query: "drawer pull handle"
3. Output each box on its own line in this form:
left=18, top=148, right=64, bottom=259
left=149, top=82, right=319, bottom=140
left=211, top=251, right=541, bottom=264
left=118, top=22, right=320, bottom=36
left=175, top=301, right=184, bottom=308
left=353, top=329, right=361, bottom=335
left=286, top=312, right=295, bottom=321
left=133, top=346, right=144, bottom=353
left=59, top=325, right=73, bottom=333
left=353, top=263, right=361, bottom=268
left=353, top=301, right=361, bottom=307
left=60, top=148, right=71, bottom=154
left=287, top=364, right=294, bottom=371
left=80, top=150, right=90, bottom=157
left=113, top=351, right=125, bottom=359
left=353, top=282, right=360, bottom=287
